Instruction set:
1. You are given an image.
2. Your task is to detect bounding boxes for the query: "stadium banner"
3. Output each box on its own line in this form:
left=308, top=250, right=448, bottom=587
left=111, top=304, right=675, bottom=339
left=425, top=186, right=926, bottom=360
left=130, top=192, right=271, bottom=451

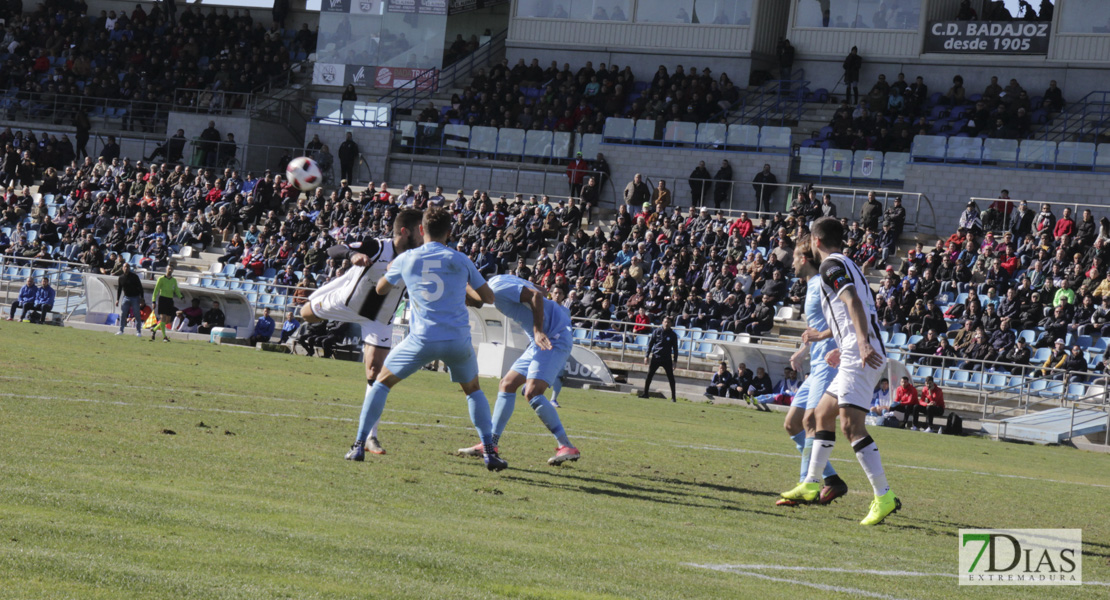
left=312, top=63, right=346, bottom=86
left=566, top=346, right=616, bottom=386
left=448, top=0, right=509, bottom=14
left=322, top=0, right=352, bottom=12
left=386, top=0, right=446, bottom=14
left=373, top=66, right=438, bottom=90
left=924, top=21, right=1050, bottom=54
left=352, top=0, right=383, bottom=14
left=346, top=65, right=375, bottom=87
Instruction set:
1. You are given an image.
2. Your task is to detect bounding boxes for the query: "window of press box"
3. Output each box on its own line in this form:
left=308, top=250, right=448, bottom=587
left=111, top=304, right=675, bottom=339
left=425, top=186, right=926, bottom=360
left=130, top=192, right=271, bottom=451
left=635, top=0, right=752, bottom=24
left=516, top=0, right=632, bottom=21
left=794, top=0, right=921, bottom=30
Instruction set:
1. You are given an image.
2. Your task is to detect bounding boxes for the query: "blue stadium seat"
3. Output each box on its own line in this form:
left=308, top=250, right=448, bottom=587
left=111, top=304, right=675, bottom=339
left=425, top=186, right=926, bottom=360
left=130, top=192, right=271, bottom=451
left=912, top=365, right=933, bottom=384
left=1065, top=383, right=1087, bottom=401
left=1018, top=330, right=1037, bottom=345
left=1040, top=381, right=1065, bottom=398
left=1031, top=347, right=1051, bottom=364
left=889, top=332, right=907, bottom=348
left=983, top=373, right=1008, bottom=392
left=627, top=334, right=649, bottom=352
left=1027, top=379, right=1048, bottom=396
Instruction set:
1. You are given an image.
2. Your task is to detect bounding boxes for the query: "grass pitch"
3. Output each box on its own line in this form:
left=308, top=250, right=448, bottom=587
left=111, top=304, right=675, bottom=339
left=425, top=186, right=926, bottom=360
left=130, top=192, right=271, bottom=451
left=0, top=323, right=1107, bottom=599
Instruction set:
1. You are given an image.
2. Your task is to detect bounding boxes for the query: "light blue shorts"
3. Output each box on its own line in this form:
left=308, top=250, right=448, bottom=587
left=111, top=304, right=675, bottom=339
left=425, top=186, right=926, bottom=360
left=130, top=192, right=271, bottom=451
left=384, top=335, right=478, bottom=384
left=510, top=336, right=572, bottom=386
left=792, top=360, right=838, bottom=411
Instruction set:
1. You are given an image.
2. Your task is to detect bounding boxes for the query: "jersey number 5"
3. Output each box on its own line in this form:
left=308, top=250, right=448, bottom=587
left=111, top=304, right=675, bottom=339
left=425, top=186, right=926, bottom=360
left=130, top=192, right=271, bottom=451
left=420, top=260, right=445, bottom=302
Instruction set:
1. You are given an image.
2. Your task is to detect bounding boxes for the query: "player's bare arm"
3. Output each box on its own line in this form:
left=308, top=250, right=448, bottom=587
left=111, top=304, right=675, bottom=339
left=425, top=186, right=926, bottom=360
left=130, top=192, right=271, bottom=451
left=475, top=283, right=495, bottom=305
left=464, top=285, right=486, bottom=308
left=518, top=287, right=552, bottom=350
left=375, top=276, right=394, bottom=296
left=801, top=327, right=832, bottom=343
left=842, top=287, right=884, bottom=368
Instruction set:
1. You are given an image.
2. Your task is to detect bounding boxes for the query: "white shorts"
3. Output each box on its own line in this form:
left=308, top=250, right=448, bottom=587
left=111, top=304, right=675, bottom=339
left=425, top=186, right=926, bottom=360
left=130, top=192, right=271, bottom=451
left=825, top=362, right=885, bottom=411
left=307, top=268, right=393, bottom=349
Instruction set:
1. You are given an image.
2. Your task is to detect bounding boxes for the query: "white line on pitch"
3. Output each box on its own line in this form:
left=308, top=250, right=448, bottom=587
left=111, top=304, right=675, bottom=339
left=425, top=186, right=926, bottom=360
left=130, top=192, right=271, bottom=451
left=684, top=563, right=915, bottom=600
left=684, top=563, right=1110, bottom=588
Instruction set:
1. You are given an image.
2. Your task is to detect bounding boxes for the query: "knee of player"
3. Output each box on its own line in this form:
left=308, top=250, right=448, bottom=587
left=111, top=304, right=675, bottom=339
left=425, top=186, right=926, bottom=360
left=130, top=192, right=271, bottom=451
left=523, top=382, right=546, bottom=399
left=299, top=304, right=319, bottom=322
left=498, top=379, right=519, bottom=394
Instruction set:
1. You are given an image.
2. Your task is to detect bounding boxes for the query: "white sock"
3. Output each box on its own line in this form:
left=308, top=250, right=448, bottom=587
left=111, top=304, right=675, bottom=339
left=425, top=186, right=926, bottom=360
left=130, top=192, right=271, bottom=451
left=805, top=431, right=836, bottom=484
left=852, top=435, right=890, bottom=496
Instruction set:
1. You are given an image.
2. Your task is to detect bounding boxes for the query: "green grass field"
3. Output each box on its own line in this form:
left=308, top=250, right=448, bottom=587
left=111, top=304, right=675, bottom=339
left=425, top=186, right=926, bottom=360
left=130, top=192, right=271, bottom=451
left=0, top=323, right=1107, bottom=599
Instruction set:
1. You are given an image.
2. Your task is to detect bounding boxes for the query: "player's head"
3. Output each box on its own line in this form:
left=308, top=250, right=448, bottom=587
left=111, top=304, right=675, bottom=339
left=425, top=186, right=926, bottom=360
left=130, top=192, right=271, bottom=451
left=661, top=315, right=673, bottom=330
left=811, top=217, right=844, bottom=257
left=393, top=208, right=423, bottom=252
left=515, top=265, right=532, bottom=279
left=421, top=206, right=452, bottom=242
left=792, top=234, right=818, bottom=276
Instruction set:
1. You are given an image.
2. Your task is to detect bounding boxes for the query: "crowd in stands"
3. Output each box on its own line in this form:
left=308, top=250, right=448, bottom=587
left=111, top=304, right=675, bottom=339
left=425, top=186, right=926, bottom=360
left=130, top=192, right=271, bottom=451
left=810, top=74, right=1066, bottom=151
left=417, top=58, right=743, bottom=137
left=0, top=1, right=309, bottom=129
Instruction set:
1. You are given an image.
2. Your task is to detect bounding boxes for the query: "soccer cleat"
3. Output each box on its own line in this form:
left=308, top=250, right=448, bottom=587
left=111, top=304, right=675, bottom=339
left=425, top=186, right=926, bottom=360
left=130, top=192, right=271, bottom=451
left=365, top=436, right=386, bottom=455
left=136, top=331, right=142, bottom=337
left=860, top=491, right=902, bottom=526
left=779, top=481, right=821, bottom=503
left=484, top=451, right=508, bottom=471
left=818, top=480, right=850, bottom=505
left=115, top=331, right=124, bottom=335
left=550, top=399, right=561, bottom=408
left=163, top=337, right=170, bottom=343
left=548, top=445, right=580, bottom=466
left=458, top=442, right=497, bottom=457
left=345, top=443, right=365, bottom=462
left=775, top=497, right=802, bottom=507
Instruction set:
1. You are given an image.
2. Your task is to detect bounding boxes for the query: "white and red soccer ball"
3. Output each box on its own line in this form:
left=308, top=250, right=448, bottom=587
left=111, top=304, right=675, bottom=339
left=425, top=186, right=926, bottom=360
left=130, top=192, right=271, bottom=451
left=286, top=156, right=323, bottom=191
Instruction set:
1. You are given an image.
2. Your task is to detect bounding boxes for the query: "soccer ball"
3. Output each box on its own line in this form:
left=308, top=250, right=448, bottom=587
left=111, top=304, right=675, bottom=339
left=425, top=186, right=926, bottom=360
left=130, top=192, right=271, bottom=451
left=286, top=156, right=323, bottom=191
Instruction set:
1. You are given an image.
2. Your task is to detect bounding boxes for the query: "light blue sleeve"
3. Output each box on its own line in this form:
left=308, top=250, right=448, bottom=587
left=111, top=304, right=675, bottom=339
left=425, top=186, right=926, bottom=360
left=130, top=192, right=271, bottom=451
left=385, top=251, right=407, bottom=285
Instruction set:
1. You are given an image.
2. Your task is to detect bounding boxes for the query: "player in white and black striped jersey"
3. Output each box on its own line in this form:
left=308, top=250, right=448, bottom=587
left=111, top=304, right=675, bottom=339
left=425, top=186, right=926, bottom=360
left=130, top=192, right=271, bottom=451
left=780, top=217, right=901, bottom=526
left=301, top=209, right=425, bottom=455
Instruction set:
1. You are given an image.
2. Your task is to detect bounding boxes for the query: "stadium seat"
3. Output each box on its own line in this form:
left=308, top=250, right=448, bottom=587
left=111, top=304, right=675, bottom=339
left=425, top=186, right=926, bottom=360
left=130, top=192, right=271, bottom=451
left=1031, top=347, right=1051, bottom=364
left=889, top=332, right=907, bottom=348
left=628, top=334, right=649, bottom=352
left=693, top=341, right=716, bottom=359
left=1092, top=337, right=1108, bottom=353
left=105, top=313, right=118, bottom=326
left=961, top=371, right=983, bottom=390
left=1065, top=383, right=1087, bottom=401
left=1027, top=379, right=1048, bottom=396
left=880, top=330, right=891, bottom=345
left=1040, top=381, right=1065, bottom=399
left=678, top=339, right=693, bottom=357
left=983, top=373, right=1008, bottom=392
left=1018, top=330, right=1037, bottom=345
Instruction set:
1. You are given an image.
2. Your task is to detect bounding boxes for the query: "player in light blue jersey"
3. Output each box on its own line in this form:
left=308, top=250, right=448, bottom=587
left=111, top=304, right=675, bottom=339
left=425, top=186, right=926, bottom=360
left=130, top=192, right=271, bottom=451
left=345, top=207, right=507, bottom=471
left=776, top=235, right=849, bottom=506
left=457, top=267, right=580, bottom=465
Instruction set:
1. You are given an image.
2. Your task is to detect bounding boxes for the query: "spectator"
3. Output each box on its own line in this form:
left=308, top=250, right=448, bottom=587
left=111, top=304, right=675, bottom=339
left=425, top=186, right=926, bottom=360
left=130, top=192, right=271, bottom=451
left=249, top=307, right=276, bottom=346
left=842, top=46, right=862, bottom=106
left=751, top=163, right=777, bottom=213
left=705, top=361, right=739, bottom=398
left=776, top=38, right=795, bottom=82
left=891, top=375, right=918, bottom=427
left=860, top=191, right=883, bottom=232
left=338, top=132, right=360, bottom=183
left=753, top=367, right=800, bottom=407
left=689, top=161, right=711, bottom=207
left=869, top=378, right=894, bottom=417
left=651, top=179, right=672, bottom=214
left=713, top=159, right=733, bottom=209
left=280, top=311, right=301, bottom=344
left=745, top=366, right=773, bottom=398
left=916, top=376, right=946, bottom=432
left=623, top=173, right=650, bottom=213
left=199, top=301, right=226, bottom=335
left=173, top=298, right=204, bottom=333
left=298, top=319, right=347, bottom=358
left=566, top=152, right=589, bottom=198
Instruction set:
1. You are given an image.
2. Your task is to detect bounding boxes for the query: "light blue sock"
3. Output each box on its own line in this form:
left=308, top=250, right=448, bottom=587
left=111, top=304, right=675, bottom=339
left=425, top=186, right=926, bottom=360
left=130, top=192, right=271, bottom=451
left=467, top=390, right=494, bottom=445
left=550, top=377, right=563, bottom=404
left=492, top=391, right=516, bottom=439
left=794, top=432, right=809, bottom=482
left=530, top=395, right=570, bottom=446
left=356, top=382, right=390, bottom=443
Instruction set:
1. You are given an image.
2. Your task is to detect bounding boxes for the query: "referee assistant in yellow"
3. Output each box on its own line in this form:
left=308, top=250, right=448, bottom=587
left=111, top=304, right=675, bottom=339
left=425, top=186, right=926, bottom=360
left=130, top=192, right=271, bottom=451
left=150, top=265, right=183, bottom=342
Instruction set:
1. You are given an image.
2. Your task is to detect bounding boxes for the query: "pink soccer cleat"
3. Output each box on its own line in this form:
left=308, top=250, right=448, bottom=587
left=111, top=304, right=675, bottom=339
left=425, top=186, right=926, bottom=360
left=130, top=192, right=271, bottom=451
left=547, top=445, right=580, bottom=466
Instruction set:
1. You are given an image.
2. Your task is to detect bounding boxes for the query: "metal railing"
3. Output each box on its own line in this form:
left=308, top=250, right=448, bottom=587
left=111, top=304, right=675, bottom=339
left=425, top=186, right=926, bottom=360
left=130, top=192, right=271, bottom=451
left=0, top=255, right=97, bottom=317
left=379, top=29, right=508, bottom=112
left=1040, top=90, right=1110, bottom=143
left=731, top=69, right=809, bottom=127
left=0, top=90, right=173, bottom=132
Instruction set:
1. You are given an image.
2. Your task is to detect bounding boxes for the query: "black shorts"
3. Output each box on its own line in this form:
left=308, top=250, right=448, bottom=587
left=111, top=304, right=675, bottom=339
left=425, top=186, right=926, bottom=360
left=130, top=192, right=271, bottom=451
left=157, top=297, right=177, bottom=316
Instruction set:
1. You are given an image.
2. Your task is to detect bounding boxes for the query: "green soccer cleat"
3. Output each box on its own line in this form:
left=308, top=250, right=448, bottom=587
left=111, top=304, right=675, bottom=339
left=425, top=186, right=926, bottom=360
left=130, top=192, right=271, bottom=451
left=860, top=490, right=902, bottom=526
left=779, top=481, right=821, bottom=503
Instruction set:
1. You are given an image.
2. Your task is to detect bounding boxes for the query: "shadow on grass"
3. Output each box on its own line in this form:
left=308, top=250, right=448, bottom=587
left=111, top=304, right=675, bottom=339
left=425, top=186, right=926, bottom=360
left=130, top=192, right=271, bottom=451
left=497, top=468, right=786, bottom=518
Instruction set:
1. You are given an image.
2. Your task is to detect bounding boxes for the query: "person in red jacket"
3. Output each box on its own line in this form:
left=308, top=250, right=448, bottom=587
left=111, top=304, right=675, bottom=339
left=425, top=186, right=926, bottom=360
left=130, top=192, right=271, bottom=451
left=917, top=376, right=946, bottom=432
left=566, top=152, right=589, bottom=198
left=729, top=212, right=753, bottom=238
left=891, top=375, right=918, bottom=428
left=1053, top=207, right=1076, bottom=238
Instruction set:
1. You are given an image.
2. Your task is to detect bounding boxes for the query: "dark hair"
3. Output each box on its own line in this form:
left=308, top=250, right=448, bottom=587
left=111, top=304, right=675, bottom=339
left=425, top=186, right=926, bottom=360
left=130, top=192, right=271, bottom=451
left=796, top=233, right=818, bottom=268
left=394, top=208, right=422, bottom=235
left=516, top=265, right=532, bottom=279
left=422, top=207, right=452, bottom=239
left=811, top=217, right=844, bottom=250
